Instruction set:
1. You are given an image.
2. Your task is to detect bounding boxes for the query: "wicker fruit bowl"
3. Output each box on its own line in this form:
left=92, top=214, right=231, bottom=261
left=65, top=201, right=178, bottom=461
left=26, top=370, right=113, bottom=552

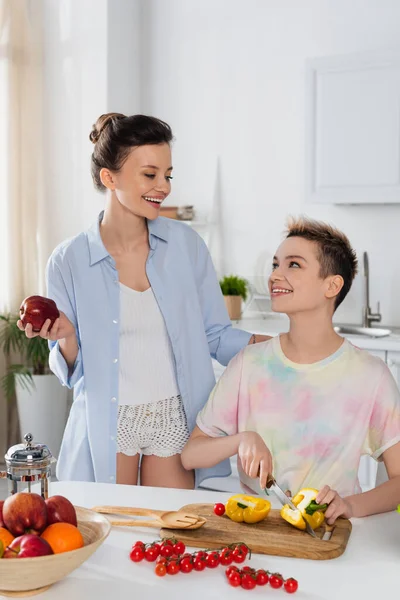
left=0, top=506, right=111, bottom=597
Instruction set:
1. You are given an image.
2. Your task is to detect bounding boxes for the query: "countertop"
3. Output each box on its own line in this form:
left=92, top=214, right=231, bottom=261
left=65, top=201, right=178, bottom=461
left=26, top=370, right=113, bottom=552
left=233, top=315, right=400, bottom=352
left=13, top=481, right=399, bottom=600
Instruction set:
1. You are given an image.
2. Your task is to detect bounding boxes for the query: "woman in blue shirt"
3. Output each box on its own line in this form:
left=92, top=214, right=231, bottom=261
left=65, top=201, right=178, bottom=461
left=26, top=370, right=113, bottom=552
left=19, top=113, right=268, bottom=488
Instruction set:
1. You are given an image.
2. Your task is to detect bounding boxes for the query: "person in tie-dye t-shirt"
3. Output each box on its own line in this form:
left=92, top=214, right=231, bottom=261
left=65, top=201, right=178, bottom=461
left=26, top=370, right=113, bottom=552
left=182, top=217, right=400, bottom=524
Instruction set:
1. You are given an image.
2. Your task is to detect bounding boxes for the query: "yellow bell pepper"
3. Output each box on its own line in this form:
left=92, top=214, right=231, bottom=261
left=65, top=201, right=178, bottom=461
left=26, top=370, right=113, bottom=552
left=225, top=494, right=271, bottom=524
left=280, top=488, right=327, bottom=531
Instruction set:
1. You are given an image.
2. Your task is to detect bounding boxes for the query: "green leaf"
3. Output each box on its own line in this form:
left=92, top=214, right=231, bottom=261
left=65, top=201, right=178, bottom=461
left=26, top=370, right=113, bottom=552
left=219, top=275, right=248, bottom=301
left=0, top=311, right=50, bottom=400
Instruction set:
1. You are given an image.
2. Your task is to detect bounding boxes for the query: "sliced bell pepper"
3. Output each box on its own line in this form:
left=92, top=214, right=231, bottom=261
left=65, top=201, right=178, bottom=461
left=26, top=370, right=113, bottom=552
left=225, top=494, right=271, bottom=524
left=280, top=488, right=327, bottom=531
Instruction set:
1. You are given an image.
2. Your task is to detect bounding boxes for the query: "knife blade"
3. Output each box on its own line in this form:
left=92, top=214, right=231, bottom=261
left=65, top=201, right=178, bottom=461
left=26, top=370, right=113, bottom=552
left=265, top=475, right=318, bottom=539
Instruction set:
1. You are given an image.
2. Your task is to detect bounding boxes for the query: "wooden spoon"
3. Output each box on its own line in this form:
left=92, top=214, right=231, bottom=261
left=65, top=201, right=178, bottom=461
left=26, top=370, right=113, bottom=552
left=92, top=505, right=206, bottom=530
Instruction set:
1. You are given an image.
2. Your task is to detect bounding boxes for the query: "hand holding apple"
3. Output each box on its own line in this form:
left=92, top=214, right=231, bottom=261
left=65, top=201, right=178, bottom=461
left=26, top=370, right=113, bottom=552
left=45, top=495, right=77, bottom=527
left=19, top=296, right=60, bottom=332
left=3, top=492, right=47, bottom=536
left=4, top=533, right=53, bottom=558
left=17, top=303, right=75, bottom=343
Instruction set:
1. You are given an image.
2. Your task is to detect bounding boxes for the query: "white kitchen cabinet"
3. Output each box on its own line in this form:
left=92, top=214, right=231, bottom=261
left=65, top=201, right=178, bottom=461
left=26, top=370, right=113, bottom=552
left=306, top=49, right=400, bottom=204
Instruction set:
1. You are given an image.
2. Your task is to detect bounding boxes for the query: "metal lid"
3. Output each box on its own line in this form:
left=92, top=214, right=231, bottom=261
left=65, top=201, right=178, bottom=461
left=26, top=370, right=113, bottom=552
left=5, top=433, right=52, bottom=467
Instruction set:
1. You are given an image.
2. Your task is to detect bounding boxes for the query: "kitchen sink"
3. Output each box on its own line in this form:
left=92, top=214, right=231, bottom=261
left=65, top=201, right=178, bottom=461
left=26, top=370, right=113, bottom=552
left=334, top=326, right=392, bottom=338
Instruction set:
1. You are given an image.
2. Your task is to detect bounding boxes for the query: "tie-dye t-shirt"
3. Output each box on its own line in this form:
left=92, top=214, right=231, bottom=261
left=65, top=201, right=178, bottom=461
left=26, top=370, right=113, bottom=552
left=197, top=336, right=400, bottom=497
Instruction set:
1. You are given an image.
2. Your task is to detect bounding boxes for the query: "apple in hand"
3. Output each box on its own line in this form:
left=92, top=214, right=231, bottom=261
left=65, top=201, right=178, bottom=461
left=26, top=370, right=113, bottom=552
left=3, top=492, right=47, bottom=536
left=4, top=534, right=53, bottom=558
left=19, top=295, right=60, bottom=332
left=45, top=495, right=77, bottom=527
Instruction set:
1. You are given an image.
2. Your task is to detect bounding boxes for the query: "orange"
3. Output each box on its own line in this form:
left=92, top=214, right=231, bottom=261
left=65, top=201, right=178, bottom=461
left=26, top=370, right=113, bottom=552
left=0, top=527, right=15, bottom=549
left=41, top=522, right=84, bottom=554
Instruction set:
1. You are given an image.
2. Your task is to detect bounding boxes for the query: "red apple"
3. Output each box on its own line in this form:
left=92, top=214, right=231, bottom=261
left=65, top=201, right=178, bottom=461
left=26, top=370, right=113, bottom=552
left=0, top=500, right=4, bottom=528
left=45, top=495, right=77, bottom=527
left=4, top=533, right=53, bottom=558
left=19, top=295, right=60, bottom=332
left=3, top=492, right=47, bottom=536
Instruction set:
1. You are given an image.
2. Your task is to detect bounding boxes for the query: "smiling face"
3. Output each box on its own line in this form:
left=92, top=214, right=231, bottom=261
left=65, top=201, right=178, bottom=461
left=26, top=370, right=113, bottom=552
left=269, top=237, right=344, bottom=316
left=100, top=143, right=173, bottom=220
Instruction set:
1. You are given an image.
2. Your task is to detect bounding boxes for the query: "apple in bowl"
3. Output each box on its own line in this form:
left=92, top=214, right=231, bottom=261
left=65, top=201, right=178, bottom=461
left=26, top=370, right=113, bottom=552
left=2, top=492, right=47, bottom=536
left=19, top=295, right=59, bottom=332
left=4, top=534, right=53, bottom=558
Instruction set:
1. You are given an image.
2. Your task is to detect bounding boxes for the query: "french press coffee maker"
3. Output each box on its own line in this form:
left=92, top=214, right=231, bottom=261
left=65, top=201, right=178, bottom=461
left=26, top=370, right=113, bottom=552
left=0, top=433, right=54, bottom=499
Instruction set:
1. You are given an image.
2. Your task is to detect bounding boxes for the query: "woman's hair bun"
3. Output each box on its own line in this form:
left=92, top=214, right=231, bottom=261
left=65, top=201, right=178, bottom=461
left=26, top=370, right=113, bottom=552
left=89, top=112, right=126, bottom=144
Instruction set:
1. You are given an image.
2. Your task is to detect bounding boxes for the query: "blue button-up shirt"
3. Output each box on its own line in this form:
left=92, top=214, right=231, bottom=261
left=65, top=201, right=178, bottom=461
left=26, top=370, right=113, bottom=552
left=47, top=212, right=251, bottom=486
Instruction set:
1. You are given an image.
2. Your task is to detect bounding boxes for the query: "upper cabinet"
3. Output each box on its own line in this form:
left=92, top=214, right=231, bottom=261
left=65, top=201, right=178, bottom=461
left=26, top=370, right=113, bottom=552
left=306, top=50, right=400, bottom=204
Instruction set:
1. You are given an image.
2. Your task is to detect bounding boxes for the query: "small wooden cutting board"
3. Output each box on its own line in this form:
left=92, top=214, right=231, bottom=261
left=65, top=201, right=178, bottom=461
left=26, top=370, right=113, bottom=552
left=160, top=503, right=352, bottom=560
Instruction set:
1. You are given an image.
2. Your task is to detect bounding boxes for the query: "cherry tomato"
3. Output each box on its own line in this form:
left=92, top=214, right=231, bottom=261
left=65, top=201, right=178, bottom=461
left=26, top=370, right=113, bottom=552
left=160, top=544, right=174, bottom=558
left=179, top=557, right=193, bottom=573
left=166, top=560, right=180, bottom=575
left=241, top=573, right=257, bottom=590
left=231, top=547, right=246, bottom=563
left=225, top=566, right=239, bottom=577
left=227, top=570, right=242, bottom=587
left=129, top=546, right=145, bottom=562
left=156, top=555, right=167, bottom=564
left=219, top=547, right=233, bottom=565
left=144, top=546, right=160, bottom=562
left=241, top=566, right=255, bottom=573
left=172, top=540, right=185, bottom=555
left=213, top=502, right=226, bottom=516
left=269, top=574, right=284, bottom=589
left=206, top=551, right=220, bottom=568
left=161, top=539, right=173, bottom=546
left=193, top=556, right=207, bottom=571
left=284, top=578, right=299, bottom=594
left=236, top=543, right=249, bottom=556
left=132, top=540, right=145, bottom=549
left=256, top=569, right=269, bottom=586
left=154, top=563, right=167, bottom=577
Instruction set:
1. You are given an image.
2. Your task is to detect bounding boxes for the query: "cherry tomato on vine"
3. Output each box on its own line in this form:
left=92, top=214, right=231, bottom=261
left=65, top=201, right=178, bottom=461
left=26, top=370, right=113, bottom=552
left=284, top=578, right=299, bottom=594
left=179, top=557, right=193, bottom=573
left=219, top=547, right=233, bottom=565
left=160, top=544, right=174, bottom=558
left=166, top=560, right=180, bottom=575
left=129, top=546, right=145, bottom=562
left=227, top=570, right=242, bottom=587
left=269, top=574, right=284, bottom=589
left=144, top=545, right=160, bottom=562
left=193, top=556, right=207, bottom=571
left=231, top=547, right=247, bottom=563
left=206, top=551, right=220, bottom=568
left=154, top=563, right=167, bottom=577
left=255, top=569, right=269, bottom=586
left=173, top=541, right=186, bottom=555
left=241, top=573, right=257, bottom=590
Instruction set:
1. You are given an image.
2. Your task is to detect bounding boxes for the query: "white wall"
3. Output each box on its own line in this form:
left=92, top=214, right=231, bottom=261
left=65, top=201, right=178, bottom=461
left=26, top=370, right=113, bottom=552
left=43, top=0, right=400, bottom=325
left=141, top=0, right=400, bottom=326
left=43, top=0, right=142, bottom=257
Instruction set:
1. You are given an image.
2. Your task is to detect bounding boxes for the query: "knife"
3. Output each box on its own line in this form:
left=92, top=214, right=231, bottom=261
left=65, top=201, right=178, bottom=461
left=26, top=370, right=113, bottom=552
left=265, top=475, right=318, bottom=539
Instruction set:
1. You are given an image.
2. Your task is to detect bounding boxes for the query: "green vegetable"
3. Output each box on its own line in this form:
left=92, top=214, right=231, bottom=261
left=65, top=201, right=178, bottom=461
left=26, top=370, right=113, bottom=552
left=304, top=501, right=328, bottom=516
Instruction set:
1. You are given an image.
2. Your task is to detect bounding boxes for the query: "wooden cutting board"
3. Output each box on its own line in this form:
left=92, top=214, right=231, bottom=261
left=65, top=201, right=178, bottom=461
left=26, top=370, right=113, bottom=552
left=160, top=503, right=352, bottom=560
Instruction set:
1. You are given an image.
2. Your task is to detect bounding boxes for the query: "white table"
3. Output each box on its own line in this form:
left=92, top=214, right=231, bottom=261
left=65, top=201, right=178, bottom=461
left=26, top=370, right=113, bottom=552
left=8, top=481, right=398, bottom=600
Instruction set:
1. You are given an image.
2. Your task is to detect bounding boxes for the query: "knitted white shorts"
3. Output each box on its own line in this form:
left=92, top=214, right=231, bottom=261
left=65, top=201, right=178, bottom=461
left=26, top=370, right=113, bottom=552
left=117, top=395, right=190, bottom=458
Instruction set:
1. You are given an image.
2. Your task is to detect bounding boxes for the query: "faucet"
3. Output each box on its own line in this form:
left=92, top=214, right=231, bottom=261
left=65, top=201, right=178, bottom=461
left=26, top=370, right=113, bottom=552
left=362, top=251, right=381, bottom=328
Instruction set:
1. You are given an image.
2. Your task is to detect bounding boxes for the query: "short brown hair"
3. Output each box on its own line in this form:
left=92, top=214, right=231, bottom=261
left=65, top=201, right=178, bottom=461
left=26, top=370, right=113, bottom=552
left=286, top=216, right=358, bottom=310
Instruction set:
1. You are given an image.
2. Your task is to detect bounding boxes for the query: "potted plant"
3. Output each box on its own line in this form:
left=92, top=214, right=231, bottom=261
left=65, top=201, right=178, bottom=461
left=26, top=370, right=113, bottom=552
left=219, top=275, right=248, bottom=320
left=0, top=313, right=68, bottom=459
